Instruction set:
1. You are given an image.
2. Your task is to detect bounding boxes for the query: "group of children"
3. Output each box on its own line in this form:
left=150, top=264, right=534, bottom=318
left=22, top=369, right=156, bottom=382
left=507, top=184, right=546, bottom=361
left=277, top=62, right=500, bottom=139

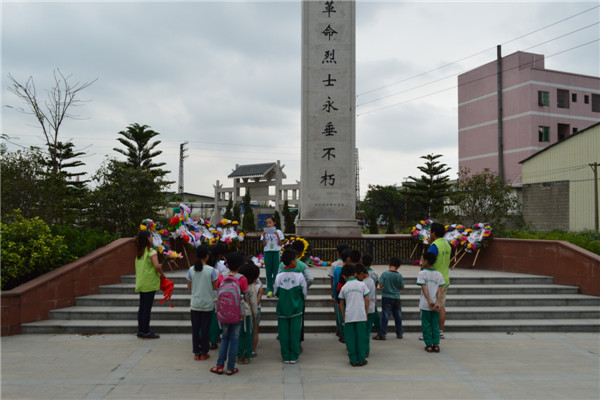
left=328, top=244, right=447, bottom=365
left=185, top=217, right=447, bottom=374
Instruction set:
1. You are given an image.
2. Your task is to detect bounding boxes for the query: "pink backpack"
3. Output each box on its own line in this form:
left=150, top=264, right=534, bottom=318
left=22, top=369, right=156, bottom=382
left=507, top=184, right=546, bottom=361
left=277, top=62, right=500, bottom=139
left=216, top=274, right=243, bottom=324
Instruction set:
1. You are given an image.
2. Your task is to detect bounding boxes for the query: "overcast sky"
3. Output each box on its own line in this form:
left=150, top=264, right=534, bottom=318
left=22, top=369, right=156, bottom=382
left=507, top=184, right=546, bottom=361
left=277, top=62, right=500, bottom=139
left=2, top=0, right=599, bottom=200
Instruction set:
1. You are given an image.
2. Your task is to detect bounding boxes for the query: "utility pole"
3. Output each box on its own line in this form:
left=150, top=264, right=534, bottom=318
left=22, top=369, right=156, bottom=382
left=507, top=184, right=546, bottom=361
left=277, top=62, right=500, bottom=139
left=497, top=45, right=505, bottom=182
left=590, top=162, right=599, bottom=232
left=178, top=142, right=188, bottom=194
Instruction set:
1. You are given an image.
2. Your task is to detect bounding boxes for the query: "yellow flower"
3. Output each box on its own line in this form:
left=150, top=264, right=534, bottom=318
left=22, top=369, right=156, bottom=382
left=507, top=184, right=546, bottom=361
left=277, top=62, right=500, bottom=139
left=140, top=225, right=147, bottom=231
left=158, top=246, right=163, bottom=253
left=239, top=232, right=245, bottom=237
left=232, top=221, right=239, bottom=225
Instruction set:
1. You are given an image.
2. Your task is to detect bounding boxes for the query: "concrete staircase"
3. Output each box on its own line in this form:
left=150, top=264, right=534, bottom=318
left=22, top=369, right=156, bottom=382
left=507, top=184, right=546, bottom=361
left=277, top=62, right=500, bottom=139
left=21, top=269, right=600, bottom=334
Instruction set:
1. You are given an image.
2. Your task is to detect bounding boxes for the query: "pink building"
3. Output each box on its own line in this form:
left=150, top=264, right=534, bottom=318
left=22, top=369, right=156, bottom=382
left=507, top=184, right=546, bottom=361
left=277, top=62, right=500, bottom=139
left=458, top=51, right=600, bottom=185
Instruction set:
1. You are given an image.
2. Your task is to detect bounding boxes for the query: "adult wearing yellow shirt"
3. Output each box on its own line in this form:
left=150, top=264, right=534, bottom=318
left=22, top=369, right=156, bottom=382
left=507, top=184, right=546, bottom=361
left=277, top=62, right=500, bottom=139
left=428, top=222, right=451, bottom=339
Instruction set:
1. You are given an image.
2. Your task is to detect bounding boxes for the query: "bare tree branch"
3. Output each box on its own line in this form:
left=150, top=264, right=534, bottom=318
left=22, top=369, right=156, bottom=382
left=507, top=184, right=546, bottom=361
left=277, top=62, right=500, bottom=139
left=6, top=69, right=97, bottom=172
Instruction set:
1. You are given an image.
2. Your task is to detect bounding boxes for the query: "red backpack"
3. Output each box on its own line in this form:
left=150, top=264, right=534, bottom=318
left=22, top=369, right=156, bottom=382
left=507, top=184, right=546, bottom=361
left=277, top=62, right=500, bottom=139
left=216, top=274, right=243, bottom=324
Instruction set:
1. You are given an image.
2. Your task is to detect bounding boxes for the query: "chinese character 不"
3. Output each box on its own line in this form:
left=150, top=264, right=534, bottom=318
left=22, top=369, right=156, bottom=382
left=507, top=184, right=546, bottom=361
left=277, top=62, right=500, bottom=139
left=323, top=74, right=336, bottom=87
left=322, top=24, right=338, bottom=41
left=320, top=171, right=335, bottom=186
left=322, top=96, right=338, bottom=113
left=323, top=1, right=336, bottom=18
left=322, top=49, right=337, bottom=64
left=322, top=121, right=337, bottom=136
left=322, top=147, right=335, bottom=160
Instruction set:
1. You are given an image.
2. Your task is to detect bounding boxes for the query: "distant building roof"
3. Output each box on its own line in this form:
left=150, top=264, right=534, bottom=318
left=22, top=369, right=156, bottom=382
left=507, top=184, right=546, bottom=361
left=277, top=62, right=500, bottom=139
left=227, top=162, right=286, bottom=179
left=519, top=121, right=600, bottom=164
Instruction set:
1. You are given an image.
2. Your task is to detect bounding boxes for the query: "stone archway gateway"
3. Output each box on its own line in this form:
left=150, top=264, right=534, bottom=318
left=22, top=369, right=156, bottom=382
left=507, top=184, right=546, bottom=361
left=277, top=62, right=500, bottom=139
left=296, top=0, right=362, bottom=236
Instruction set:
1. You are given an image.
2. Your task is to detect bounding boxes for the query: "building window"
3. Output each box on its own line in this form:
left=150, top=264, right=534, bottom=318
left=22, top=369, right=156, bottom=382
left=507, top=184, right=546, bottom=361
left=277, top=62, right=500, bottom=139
left=558, top=123, right=569, bottom=141
left=584, top=95, right=590, bottom=104
left=557, top=89, right=569, bottom=109
left=538, top=91, right=549, bottom=106
left=592, top=94, right=600, bottom=113
left=573, top=127, right=578, bottom=134
left=571, top=93, right=577, bottom=103
left=538, top=126, right=550, bottom=142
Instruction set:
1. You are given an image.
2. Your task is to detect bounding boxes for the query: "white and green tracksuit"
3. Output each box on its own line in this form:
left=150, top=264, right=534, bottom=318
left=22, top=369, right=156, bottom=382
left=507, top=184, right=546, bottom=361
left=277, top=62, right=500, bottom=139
left=274, top=269, right=307, bottom=362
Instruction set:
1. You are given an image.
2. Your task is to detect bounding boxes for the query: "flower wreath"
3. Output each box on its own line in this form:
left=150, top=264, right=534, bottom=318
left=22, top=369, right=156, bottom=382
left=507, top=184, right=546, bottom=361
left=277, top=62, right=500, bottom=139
left=462, top=223, right=493, bottom=253
left=308, top=255, right=331, bottom=267
left=217, top=219, right=245, bottom=245
left=282, top=236, right=311, bottom=260
left=411, top=219, right=433, bottom=245
left=443, top=224, right=466, bottom=248
left=140, top=218, right=171, bottom=254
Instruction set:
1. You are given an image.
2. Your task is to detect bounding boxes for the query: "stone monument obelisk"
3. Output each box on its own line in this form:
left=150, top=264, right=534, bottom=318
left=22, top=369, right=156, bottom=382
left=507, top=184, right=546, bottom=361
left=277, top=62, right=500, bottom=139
left=296, top=0, right=361, bottom=236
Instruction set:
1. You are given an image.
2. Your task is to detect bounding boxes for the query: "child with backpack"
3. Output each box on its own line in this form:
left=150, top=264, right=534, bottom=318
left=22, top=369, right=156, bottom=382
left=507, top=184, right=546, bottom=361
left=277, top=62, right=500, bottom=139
left=274, top=249, right=307, bottom=364
left=237, top=262, right=259, bottom=364
left=210, top=251, right=248, bottom=376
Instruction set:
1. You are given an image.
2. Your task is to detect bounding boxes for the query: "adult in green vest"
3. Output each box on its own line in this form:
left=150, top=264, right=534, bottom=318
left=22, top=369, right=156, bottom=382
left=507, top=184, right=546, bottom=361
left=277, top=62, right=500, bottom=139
left=428, top=222, right=451, bottom=339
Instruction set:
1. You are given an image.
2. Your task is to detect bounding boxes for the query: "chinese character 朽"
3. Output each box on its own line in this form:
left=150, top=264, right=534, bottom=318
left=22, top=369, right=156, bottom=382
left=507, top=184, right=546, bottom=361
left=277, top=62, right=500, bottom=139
left=320, top=171, right=335, bottom=186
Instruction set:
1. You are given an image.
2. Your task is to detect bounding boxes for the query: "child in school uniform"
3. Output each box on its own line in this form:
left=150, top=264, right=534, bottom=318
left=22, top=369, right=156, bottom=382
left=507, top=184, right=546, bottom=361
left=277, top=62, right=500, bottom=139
left=209, top=244, right=228, bottom=349
left=339, top=264, right=370, bottom=367
left=373, top=257, right=405, bottom=340
left=362, top=254, right=380, bottom=333
left=355, top=263, right=376, bottom=359
left=237, top=262, right=259, bottom=364
left=274, top=249, right=307, bottom=364
left=333, top=248, right=352, bottom=343
left=328, top=243, right=349, bottom=338
left=417, top=252, right=446, bottom=353
left=251, top=277, right=263, bottom=357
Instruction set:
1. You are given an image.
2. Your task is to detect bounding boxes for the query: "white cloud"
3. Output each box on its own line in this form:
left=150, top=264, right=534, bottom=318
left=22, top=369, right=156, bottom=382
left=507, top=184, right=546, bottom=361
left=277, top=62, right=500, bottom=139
left=2, top=0, right=598, bottom=200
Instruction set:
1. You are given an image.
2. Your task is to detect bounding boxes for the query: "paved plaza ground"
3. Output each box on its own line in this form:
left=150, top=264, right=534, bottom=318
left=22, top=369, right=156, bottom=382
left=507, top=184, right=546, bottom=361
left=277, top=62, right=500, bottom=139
left=2, top=331, right=599, bottom=399
left=2, top=266, right=599, bottom=399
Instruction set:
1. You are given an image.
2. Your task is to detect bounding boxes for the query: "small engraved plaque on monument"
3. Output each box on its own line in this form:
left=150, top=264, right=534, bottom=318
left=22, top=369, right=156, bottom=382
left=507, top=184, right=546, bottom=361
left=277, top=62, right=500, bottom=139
left=296, top=0, right=361, bottom=236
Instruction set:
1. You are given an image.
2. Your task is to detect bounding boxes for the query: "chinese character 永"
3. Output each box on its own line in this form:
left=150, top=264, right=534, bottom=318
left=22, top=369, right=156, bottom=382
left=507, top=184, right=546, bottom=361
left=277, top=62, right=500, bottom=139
left=322, top=96, right=338, bottom=113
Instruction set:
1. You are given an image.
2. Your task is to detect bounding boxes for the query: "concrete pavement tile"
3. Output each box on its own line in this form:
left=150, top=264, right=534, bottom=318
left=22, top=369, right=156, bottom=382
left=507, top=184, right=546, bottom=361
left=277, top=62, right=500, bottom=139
left=488, top=379, right=599, bottom=400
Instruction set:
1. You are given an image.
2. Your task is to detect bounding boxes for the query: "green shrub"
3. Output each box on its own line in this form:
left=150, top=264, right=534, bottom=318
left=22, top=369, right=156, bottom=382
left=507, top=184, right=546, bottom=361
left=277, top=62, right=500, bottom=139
left=501, top=228, right=600, bottom=255
left=1, top=211, right=76, bottom=290
left=51, top=225, right=120, bottom=259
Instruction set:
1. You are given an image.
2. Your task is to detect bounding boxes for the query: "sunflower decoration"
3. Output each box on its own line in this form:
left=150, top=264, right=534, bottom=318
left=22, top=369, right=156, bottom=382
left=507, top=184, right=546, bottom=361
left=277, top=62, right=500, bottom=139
left=443, top=224, right=466, bottom=248
left=463, top=223, right=493, bottom=253
left=411, top=219, right=433, bottom=245
left=282, top=235, right=311, bottom=261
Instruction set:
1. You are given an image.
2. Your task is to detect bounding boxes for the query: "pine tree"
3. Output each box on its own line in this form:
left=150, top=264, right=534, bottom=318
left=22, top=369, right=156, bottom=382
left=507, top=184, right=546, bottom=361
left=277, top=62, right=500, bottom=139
left=282, top=200, right=295, bottom=233
left=223, top=198, right=233, bottom=220
left=242, top=190, right=255, bottom=232
left=407, top=154, right=451, bottom=219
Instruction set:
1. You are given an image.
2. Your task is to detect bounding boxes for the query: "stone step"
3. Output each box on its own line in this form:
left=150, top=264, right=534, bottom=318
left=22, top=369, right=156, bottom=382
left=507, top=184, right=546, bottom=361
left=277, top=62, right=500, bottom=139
left=120, top=274, right=556, bottom=286
left=75, top=293, right=600, bottom=308
left=21, top=317, right=600, bottom=335
left=48, top=305, right=600, bottom=321
left=99, top=283, right=580, bottom=296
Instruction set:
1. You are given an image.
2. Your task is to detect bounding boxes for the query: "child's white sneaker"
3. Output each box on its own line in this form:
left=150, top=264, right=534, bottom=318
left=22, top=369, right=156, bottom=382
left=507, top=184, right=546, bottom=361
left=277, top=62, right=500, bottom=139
left=439, top=330, right=445, bottom=339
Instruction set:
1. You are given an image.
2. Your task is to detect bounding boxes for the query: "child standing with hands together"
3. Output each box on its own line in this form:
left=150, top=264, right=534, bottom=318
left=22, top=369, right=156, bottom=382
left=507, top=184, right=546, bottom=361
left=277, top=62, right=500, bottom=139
left=417, top=252, right=446, bottom=353
left=261, top=216, right=284, bottom=298
left=339, top=264, right=370, bottom=367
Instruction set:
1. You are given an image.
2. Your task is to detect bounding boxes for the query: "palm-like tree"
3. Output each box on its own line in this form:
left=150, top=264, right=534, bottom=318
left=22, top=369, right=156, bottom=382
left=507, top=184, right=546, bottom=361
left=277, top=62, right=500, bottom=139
left=114, top=123, right=166, bottom=173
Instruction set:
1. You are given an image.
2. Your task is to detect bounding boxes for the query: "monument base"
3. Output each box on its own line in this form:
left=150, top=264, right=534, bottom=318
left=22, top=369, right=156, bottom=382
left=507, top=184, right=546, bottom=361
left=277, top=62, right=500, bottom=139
left=296, top=219, right=362, bottom=236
